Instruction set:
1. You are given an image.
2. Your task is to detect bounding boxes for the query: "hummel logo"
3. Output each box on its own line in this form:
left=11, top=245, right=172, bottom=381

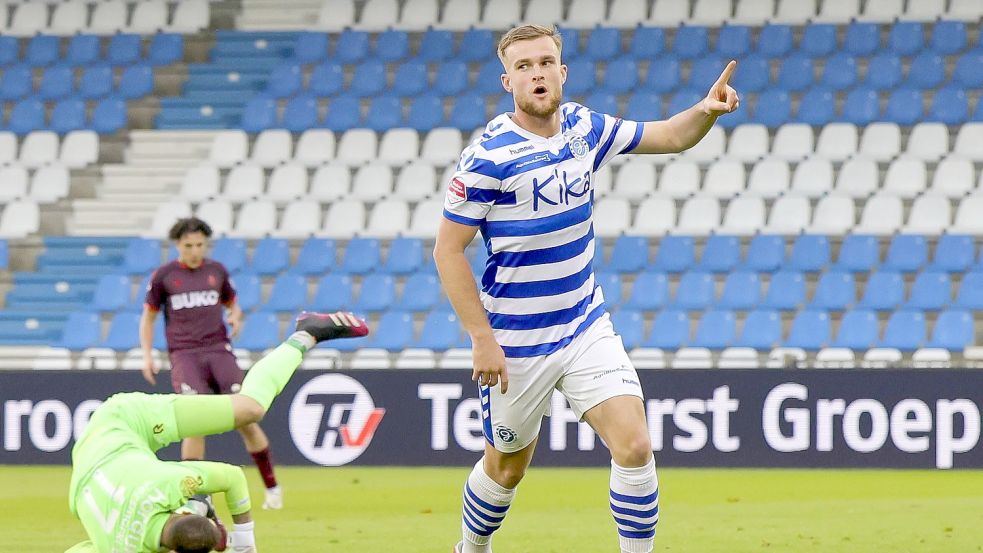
left=153, top=424, right=164, bottom=434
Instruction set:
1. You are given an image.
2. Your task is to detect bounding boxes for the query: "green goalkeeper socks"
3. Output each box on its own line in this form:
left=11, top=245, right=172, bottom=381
left=239, top=342, right=305, bottom=411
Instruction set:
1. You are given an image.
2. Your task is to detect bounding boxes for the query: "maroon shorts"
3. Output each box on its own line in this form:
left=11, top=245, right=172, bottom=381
left=169, top=345, right=243, bottom=395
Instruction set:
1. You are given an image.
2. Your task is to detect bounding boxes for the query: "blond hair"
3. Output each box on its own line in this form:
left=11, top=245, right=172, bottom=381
left=497, top=24, right=563, bottom=65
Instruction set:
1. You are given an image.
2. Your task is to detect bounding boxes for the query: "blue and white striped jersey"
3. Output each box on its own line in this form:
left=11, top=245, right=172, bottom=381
left=442, top=102, right=644, bottom=358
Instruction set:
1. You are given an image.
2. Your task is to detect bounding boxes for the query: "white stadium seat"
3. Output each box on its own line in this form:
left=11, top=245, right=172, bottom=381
left=421, top=128, right=462, bottom=165
left=336, top=129, right=379, bottom=165
left=952, top=124, right=983, bottom=161
left=671, top=347, right=713, bottom=369
left=196, top=200, right=233, bottom=236
left=33, top=348, right=73, bottom=371
left=773, top=0, right=815, bottom=23
left=0, top=166, right=28, bottom=202
left=649, top=0, right=690, bottom=26
left=733, top=0, right=774, bottom=23
left=674, top=196, right=720, bottom=236
left=393, top=162, right=437, bottom=201
left=834, top=158, right=878, bottom=198
left=89, top=0, right=127, bottom=34
left=951, top=196, right=983, bottom=235
left=128, top=0, right=168, bottom=33
left=718, top=347, right=760, bottom=369
left=815, top=123, right=858, bottom=161
left=231, top=200, right=276, bottom=238
left=593, top=166, right=613, bottom=197
left=746, top=159, right=790, bottom=198
left=60, top=130, right=98, bottom=168
left=20, top=131, right=59, bottom=168
left=790, top=157, right=834, bottom=198
left=814, top=0, right=859, bottom=22
left=762, top=195, right=809, bottom=235
left=351, top=349, right=392, bottom=369
left=814, top=348, right=856, bottom=368
left=356, top=0, right=399, bottom=31
left=902, top=0, right=944, bottom=21
left=209, top=130, right=248, bottom=168
left=30, top=165, right=69, bottom=204
left=808, top=194, right=855, bottom=235
left=378, top=128, right=420, bottom=166
left=882, top=158, right=926, bottom=199
left=631, top=196, right=675, bottom=236
left=0, top=199, right=39, bottom=238
left=77, top=348, right=119, bottom=371
left=902, top=195, right=951, bottom=235
left=594, top=197, right=631, bottom=237
left=858, top=122, right=901, bottom=162
left=309, top=164, right=351, bottom=201
left=8, top=3, right=48, bottom=37
left=0, top=132, right=16, bottom=164
left=251, top=129, right=292, bottom=167
left=266, top=163, right=308, bottom=203
left=862, top=348, right=902, bottom=368
left=911, top=348, right=952, bottom=368
left=479, top=0, right=520, bottom=28
left=364, top=199, right=410, bottom=238
left=681, top=126, right=724, bottom=162
left=690, top=0, right=732, bottom=26
left=726, top=124, right=769, bottom=162
left=407, top=199, right=443, bottom=238
left=613, top=160, right=656, bottom=200
left=180, top=165, right=220, bottom=201
left=150, top=201, right=192, bottom=238
left=702, top=159, right=745, bottom=198
left=564, top=0, right=606, bottom=27
left=607, top=0, right=650, bottom=27
left=766, top=347, right=806, bottom=368
left=316, top=0, right=356, bottom=31
left=275, top=201, right=321, bottom=238
left=947, top=0, right=983, bottom=21
left=351, top=163, right=393, bottom=202
left=524, top=0, right=563, bottom=25
left=719, top=195, right=765, bottom=236
left=439, top=0, right=481, bottom=30
left=169, top=0, right=210, bottom=33
left=658, top=159, right=700, bottom=198
left=294, top=129, right=335, bottom=167
left=50, top=0, right=88, bottom=35
left=928, top=157, right=974, bottom=198
left=396, top=0, right=439, bottom=31
left=860, top=0, right=903, bottom=21
left=771, top=123, right=814, bottom=161
left=906, top=123, right=948, bottom=161
left=854, top=195, right=903, bottom=235
left=630, top=348, right=666, bottom=369
left=222, top=164, right=264, bottom=202
left=322, top=199, right=366, bottom=238
left=396, top=349, right=437, bottom=369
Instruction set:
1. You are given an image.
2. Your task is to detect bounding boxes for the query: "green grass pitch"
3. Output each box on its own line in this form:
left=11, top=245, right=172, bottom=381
left=2, top=466, right=981, bottom=552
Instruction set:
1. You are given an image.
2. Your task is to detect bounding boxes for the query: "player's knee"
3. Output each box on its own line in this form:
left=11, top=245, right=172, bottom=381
left=231, top=395, right=266, bottom=426
left=486, top=462, right=526, bottom=489
left=618, top=434, right=654, bottom=467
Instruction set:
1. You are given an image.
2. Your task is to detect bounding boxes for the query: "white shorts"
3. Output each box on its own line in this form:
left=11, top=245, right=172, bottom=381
left=480, top=313, right=644, bottom=453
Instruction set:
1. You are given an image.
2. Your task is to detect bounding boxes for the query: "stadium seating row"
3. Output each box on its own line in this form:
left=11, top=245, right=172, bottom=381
left=0, top=97, right=129, bottom=135
left=0, top=33, right=183, bottom=67
left=0, top=0, right=208, bottom=36
left=0, top=64, right=155, bottom=103
left=0, top=130, right=98, bottom=168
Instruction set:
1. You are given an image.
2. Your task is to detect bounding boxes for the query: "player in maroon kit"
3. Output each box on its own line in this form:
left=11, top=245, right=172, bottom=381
left=139, top=217, right=284, bottom=510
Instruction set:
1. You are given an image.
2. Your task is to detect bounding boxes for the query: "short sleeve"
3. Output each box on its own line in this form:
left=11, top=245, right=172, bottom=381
left=144, top=269, right=164, bottom=311
left=442, top=147, right=503, bottom=227
left=591, top=111, right=644, bottom=172
left=220, top=266, right=236, bottom=304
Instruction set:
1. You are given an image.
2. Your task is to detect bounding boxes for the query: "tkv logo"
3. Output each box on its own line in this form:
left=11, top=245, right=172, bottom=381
left=288, top=374, right=386, bottom=466
left=169, top=290, right=220, bottom=310
left=532, top=169, right=592, bottom=211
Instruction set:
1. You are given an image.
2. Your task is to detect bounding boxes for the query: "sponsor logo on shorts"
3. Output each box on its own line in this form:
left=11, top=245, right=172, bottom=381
left=495, top=425, right=517, bottom=444
left=592, top=365, right=632, bottom=380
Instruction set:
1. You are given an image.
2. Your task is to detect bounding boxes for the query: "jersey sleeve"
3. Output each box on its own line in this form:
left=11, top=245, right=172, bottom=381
left=220, top=265, right=236, bottom=305
left=180, top=461, right=251, bottom=516
left=590, top=110, right=644, bottom=172
left=442, top=146, right=503, bottom=227
left=143, top=268, right=165, bottom=311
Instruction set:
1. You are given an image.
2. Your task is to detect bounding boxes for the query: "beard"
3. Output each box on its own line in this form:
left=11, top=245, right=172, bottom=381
left=515, top=88, right=562, bottom=118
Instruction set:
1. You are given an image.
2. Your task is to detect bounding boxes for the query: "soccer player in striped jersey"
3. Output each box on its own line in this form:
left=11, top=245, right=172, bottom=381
left=434, top=25, right=739, bottom=553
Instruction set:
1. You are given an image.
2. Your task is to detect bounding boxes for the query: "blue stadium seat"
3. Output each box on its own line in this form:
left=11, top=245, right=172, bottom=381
left=603, top=58, right=638, bottom=95
left=240, top=97, right=277, bottom=132
left=883, top=235, right=927, bottom=273
left=692, top=309, right=736, bottom=349
left=309, top=62, right=344, bottom=96
left=365, top=96, right=402, bottom=131
left=625, top=92, right=662, bottom=121
left=0, top=36, right=18, bottom=66
left=92, top=274, right=131, bottom=311
left=50, top=100, right=87, bottom=133
left=857, top=270, right=904, bottom=311
left=494, top=93, right=514, bottom=115
left=397, top=273, right=440, bottom=311
left=674, top=271, right=715, bottom=310
left=930, top=21, right=966, bottom=55
left=392, top=61, right=428, bottom=97
left=907, top=53, right=944, bottom=90
left=667, top=89, right=704, bottom=117
left=334, top=30, right=369, bottom=63
left=39, top=65, right=74, bottom=101
left=293, top=32, right=329, bottom=64
left=237, top=312, right=280, bottom=351
left=610, top=310, right=644, bottom=350
left=717, top=25, right=751, bottom=58
left=822, top=54, right=858, bottom=91
left=79, top=65, right=114, bottom=100
left=91, top=98, right=128, bottom=134
left=643, top=309, right=689, bottom=349
left=293, top=238, right=335, bottom=275
left=586, top=27, right=621, bottom=61
left=953, top=52, right=983, bottom=89
left=323, top=96, right=361, bottom=131
left=954, top=271, right=983, bottom=309
left=673, top=26, right=709, bottom=59
left=8, top=99, right=44, bottom=134
left=752, top=89, right=791, bottom=126
left=107, top=34, right=142, bottom=65
left=474, top=59, right=506, bottom=95
left=585, top=92, right=617, bottom=115
left=624, top=271, right=669, bottom=311
left=651, top=236, right=694, bottom=273
left=266, top=274, right=307, bottom=311
left=250, top=238, right=289, bottom=275
left=643, top=58, right=680, bottom=93
left=758, top=24, right=793, bottom=57
left=148, top=34, right=184, bottom=66
left=842, top=87, right=880, bottom=125
left=339, top=238, right=380, bottom=275
left=906, top=271, right=950, bottom=310
left=762, top=270, right=805, bottom=310
left=372, top=311, right=414, bottom=351
left=735, top=309, right=781, bottom=350
left=118, top=64, right=154, bottom=100
left=406, top=94, right=444, bottom=131
left=133, top=274, right=152, bottom=308
left=26, top=36, right=59, bottom=67
left=233, top=272, right=261, bottom=311
left=266, top=64, right=302, bottom=98
left=884, top=89, right=923, bottom=125
left=800, top=24, right=837, bottom=57
left=879, top=309, right=925, bottom=351
left=889, top=22, right=923, bottom=56
left=810, top=270, right=855, bottom=310
left=844, top=22, right=880, bottom=56
left=101, top=312, right=141, bottom=350
left=310, top=274, right=352, bottom=311
left=0, top=66, right=32, bottom=100
left=349, top=60, right=386, bottom=97
left=458, top=29, right=494, bottom=63
left=927, top=309, right=973, bottom=350
left=469, top=246, right=489, bottom=277
left=928, top=235, right=974, bottom=273
left=629, top=27, right=665, bottom=59
left=697, top=235, right=740, bottom=273
left=689, top=57, right=726, bottom=89
left=796, top=87, right=835, bottom=126
left=211, top=238, right=247, bottom=273
left=788, top=235, right=830, bottom=272
left=418, top=30, right=455, bottom=63
left=784, top=309, right=830, bottom=350
left=449, top=94, right=486, bottom=130
left=381, top=237, right=423, bottom=275
left=123, top=238, right=160, bottom=274
left=282, top=95, right=318, bottom=132
left=417, top=310, right=460, bottom=351
left=743, top=235, right=783, bottom=273
left=434, top=62, right=469, bottom=97
left=558, top=28, right=581, bottom=60
left=834, top=235, right=879, bottom=272
left=607, top=236, right=649, bottom=273
left=736, top=55, right=771, bottom=93
left=832, top=309, right=879, bottom=350
left=375, top=30, right=409, bottom=63
left=866, top=54, right=903, bottom=90
left=59, top=311, right=101, bottom=350
left=929, top=87, right=968, bottom=125
left=775, top=55, right=812, bottom=91
left=596, top=272, right=623, bottom=305
left=353, top=274, right=395, bottom=312
left=718, top=271, right=760, bottom=310
left=0, top=241, right=8, bottom=269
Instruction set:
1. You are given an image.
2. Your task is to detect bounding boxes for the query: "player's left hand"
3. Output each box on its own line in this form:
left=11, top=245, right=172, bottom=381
left=702, top=60, right=739, bottom=116
left=227, top=313, right=243, bottom=338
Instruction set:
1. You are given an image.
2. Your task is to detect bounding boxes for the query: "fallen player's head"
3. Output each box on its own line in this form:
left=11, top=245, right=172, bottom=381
left=168, top=513, right=222, bottom=553
left=497, top=24, right=566, bottom=118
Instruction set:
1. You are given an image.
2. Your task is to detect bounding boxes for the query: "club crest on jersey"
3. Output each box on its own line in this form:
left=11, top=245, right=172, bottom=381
left=565, top=131, right=589, bottom=160
left=448, top=177, right=466, bottom=204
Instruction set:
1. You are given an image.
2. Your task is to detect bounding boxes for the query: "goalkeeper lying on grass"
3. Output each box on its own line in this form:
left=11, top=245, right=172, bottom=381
left=65, top=311, right=369, bottom=553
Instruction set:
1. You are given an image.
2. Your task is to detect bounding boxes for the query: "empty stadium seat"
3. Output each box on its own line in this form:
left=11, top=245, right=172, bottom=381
left=906, top=271, right=950, bottom=310
left=832, top=309, right=879, bottom=350
left=692, top=309, right=736, bottom=349
left=858, top=271, right=904, bottom=310
left=808, top=195, right=854, bottom=235
left=310, top=274, right=352, bottom=311
left=762, top=270, right=805, bottom=310
left=719, top=271, right=760, bottom=310
left=784, top=309, right=830, bottom=350
left=927, top=309, right=973, bottom=350
left=879, top=310, right=925, bottom=351
left=625, top=271, right=669, bottom=311
left=735, top=308, right=781, bottom=350
left=928, top=235, right=974, bottom=273
left=237, top=312, right=280, bottom=351
left=643, top=308, right=689, bottom=349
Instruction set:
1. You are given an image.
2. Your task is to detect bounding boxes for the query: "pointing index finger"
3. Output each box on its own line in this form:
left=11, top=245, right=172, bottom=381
left=715, top=60, right=737, bottom=87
